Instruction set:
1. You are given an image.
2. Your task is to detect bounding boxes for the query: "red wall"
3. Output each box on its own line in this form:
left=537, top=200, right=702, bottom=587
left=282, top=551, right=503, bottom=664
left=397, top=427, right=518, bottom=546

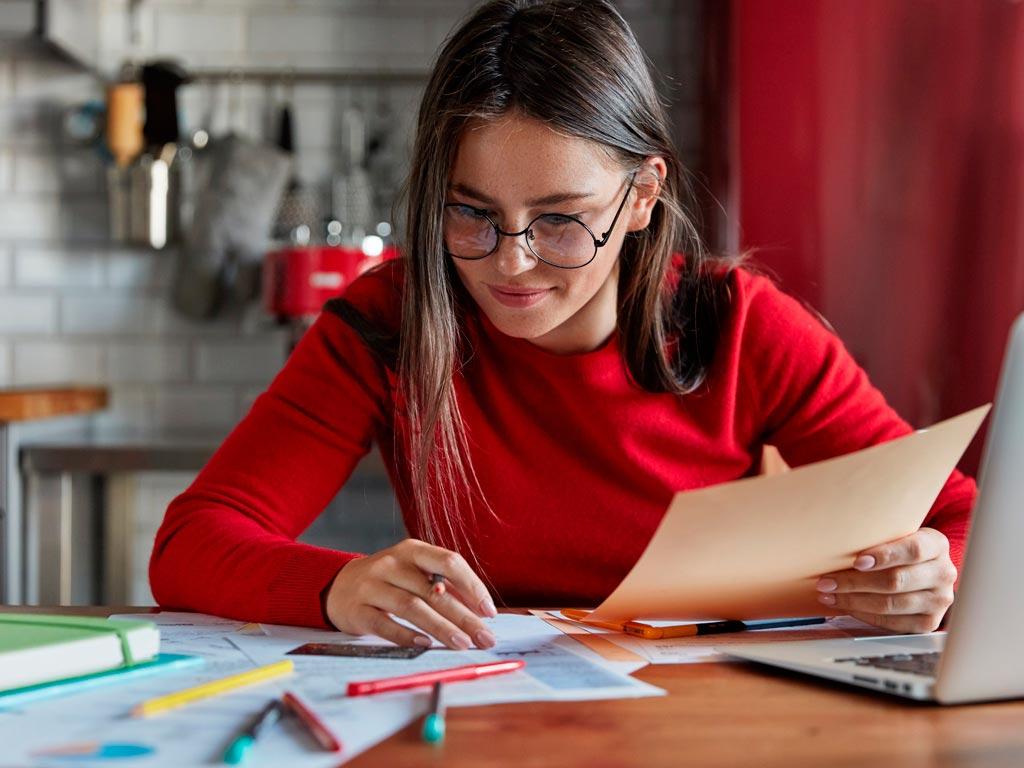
left=732, top=0, right=1024, bottom=474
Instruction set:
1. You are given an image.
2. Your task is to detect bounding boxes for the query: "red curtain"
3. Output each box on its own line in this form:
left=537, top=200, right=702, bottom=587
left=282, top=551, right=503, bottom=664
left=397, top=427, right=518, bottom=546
left=730, top=0, right=1024, bottom=474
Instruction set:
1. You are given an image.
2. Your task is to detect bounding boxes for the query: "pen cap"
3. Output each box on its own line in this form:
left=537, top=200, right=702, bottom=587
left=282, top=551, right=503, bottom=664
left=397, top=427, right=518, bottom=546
left=422, top=713, right=446, bottom=744
left=222, top=735, right=254, bottom=765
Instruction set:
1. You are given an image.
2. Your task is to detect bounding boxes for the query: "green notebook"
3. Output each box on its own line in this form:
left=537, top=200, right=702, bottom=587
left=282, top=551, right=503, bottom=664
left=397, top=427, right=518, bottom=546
left=0, top=614, right=159, bottom=693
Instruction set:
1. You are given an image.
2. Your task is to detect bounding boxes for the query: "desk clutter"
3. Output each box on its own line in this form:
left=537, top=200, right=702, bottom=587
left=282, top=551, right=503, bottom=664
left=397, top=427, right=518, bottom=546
left=0, top=611, right=663, bottom=766
left=0, top=607, right=900, bottom=766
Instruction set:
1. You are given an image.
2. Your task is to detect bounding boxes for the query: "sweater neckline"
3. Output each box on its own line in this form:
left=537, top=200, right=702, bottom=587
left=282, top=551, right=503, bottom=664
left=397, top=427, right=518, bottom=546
left=469, top=302, right=621, bottom=366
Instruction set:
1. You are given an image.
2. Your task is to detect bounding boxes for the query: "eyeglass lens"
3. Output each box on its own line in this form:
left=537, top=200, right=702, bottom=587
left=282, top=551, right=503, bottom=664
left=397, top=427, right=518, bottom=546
left=443, top=207, right=595, bottom=268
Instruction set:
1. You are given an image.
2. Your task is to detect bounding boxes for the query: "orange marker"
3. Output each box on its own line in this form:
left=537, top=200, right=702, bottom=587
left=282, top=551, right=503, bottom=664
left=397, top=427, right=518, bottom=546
left=560, top=609, right=629, bottom=632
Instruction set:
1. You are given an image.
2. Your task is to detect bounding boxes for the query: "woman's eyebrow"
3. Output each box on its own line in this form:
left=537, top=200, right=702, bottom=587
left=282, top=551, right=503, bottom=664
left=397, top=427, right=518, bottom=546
left=450, top=182, right=596, bottom=208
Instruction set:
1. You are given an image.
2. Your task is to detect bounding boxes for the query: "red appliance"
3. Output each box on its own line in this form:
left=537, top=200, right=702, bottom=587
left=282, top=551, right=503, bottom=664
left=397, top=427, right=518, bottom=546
left=263, top=243, right=399, bottom=349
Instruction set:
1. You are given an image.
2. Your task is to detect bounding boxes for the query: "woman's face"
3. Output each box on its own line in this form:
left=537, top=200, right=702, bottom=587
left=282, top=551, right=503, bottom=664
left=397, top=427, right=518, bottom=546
left=446, top=112, right=663, bottom=354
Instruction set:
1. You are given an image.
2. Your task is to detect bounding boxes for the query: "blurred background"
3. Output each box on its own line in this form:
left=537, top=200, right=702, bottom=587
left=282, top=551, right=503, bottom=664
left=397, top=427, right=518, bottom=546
left=0, top=0, right=1020, bottom=608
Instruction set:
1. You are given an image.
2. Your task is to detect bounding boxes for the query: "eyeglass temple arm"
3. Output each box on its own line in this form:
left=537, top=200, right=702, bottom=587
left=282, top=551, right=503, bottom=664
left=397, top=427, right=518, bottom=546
left=596, top=172, right=639, bottom=247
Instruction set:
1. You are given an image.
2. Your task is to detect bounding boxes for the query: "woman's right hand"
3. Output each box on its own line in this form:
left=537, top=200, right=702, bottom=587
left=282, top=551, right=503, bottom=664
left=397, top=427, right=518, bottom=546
left=323, top=538, right=499, bottom=650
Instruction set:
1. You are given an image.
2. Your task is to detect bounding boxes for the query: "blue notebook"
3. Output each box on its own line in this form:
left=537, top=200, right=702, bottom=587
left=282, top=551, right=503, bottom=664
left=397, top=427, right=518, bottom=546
left=0, top=653, right=203, bottom=709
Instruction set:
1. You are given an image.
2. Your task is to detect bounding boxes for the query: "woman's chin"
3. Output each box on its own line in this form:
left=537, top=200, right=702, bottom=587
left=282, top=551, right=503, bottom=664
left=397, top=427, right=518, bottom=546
left=484, top=307, right=563, bottom=342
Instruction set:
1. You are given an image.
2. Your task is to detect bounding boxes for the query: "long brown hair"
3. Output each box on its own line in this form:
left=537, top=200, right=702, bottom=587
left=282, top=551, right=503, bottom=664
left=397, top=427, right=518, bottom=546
left=395, top=0, right=740, bottom=557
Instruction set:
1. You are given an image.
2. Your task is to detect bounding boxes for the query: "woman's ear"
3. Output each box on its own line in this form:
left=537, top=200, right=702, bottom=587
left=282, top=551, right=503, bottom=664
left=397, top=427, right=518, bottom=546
left=625, top=157, right=667, bottom=233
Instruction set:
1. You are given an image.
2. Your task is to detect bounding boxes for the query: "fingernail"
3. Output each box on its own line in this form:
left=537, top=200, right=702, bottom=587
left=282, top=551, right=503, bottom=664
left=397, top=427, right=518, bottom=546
left=816, top=578, right=837, bottom=592
left=854, top=555, right=876, bottom=571
left=413, top=635, right=432, bottom=647
left=818, top=593, right=836, bottom=606
left=479, top=597, right=497, bottom=618
left=474, top=629, right=496, bottom=648
left=451, top=633, right=472, bottom=650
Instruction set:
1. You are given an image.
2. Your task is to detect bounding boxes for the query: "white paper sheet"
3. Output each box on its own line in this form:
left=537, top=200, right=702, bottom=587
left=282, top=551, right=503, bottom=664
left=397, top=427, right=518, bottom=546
left=0, top=612, right=661, bottom=767
left=230, top=613, right=662, bottom=707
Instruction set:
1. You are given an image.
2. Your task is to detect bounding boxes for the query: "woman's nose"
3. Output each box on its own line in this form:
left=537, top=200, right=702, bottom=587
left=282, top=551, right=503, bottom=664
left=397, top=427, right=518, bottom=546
left=493, top=227, right=538, bottom=276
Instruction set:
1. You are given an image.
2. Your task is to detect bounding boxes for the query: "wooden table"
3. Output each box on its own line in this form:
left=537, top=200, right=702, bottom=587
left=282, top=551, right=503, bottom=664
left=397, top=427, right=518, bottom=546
left=5, top=606, right=1024, bottom=767
left=0, top=386, right=108, bottom=423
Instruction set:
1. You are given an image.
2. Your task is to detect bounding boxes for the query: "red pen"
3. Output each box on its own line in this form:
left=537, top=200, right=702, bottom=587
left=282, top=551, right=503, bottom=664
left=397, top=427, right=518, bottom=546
left=346, top=660, right=526, bottom=697
left=281, top=691, right=343, bottom=752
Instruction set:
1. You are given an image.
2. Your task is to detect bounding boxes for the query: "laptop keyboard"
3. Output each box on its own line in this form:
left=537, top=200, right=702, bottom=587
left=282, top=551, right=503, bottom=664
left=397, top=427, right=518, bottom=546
left=833, top=651, right=940, bottom=677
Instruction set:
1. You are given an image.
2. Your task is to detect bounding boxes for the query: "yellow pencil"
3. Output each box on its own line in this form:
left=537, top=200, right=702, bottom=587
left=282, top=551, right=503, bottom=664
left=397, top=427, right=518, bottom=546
left=131, top=660, right=294, bottom=718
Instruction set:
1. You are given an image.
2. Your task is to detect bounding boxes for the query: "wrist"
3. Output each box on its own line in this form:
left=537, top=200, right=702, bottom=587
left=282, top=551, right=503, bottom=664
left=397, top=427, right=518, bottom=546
left=320, top=558, right=359, bottom=630
left=319, top=572, right=340, bottom=630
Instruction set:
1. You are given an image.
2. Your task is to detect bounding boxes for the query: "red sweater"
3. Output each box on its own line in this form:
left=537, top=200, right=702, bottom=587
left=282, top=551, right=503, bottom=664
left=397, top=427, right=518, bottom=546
left=149, top=260, right=978, bottom=628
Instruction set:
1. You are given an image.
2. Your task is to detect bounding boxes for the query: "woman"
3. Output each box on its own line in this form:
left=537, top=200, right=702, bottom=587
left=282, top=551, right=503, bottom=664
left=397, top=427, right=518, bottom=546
left=150, top=0, right=974, bottom=652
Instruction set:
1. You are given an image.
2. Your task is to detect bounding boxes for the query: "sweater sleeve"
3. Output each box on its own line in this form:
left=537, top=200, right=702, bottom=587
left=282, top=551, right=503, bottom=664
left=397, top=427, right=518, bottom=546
left=735, top=271, right=978, bottom=573
left=148, top=310, right=391, bottom=628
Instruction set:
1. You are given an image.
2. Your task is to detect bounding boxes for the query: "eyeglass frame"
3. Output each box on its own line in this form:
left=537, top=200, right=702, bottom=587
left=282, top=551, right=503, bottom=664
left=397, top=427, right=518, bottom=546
left=442, top=171, right=638, bottom=270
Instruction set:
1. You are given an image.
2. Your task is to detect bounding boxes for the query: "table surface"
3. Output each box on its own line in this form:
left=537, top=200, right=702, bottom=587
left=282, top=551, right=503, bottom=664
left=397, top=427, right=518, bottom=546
left=4, top=606, right=1024, bottom=768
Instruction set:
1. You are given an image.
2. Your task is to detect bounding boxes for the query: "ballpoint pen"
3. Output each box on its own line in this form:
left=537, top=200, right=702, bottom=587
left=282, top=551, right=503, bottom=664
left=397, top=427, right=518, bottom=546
left=222, top=699, right=283, bottom=765
left=624, top=617, right=827, bottom=639
left=560, top=609, right=826, bottom=639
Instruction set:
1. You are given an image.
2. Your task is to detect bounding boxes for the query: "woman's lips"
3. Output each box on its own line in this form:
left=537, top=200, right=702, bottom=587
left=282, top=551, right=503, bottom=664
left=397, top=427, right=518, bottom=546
left=486, top=285, right=553, bottom=308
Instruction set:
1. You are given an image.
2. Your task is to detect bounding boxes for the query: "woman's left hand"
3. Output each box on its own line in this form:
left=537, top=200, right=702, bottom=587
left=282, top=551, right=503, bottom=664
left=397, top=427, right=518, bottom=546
left=815, top=527, right=958, bottom=633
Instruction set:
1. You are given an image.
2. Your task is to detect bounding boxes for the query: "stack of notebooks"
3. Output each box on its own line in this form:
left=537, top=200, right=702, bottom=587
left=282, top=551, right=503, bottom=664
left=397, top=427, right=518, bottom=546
left=0, top=614, right=201, bottom=707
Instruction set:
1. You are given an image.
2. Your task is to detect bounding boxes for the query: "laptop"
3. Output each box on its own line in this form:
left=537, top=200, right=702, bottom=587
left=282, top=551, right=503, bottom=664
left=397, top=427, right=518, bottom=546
left=722, top=312, right=1024, bottom=704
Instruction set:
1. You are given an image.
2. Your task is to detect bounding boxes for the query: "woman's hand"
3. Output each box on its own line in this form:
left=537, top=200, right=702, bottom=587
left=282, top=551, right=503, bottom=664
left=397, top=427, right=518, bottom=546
left=324, top=538, right=498, bottom=650
left=815, top=527, right=957, bottom=633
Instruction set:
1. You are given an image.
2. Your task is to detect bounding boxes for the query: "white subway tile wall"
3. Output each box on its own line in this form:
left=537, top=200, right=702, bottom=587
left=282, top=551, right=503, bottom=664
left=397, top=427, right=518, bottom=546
left=0, top=340, right=9, bottom=386
left=106, top=342, right=189, bottom=384
left=14, top=247, right=105, bottom=289
left=0, top=245, right=10, bottom=287
left=194, top=341, right=286, bottom=383
left=0, top=0, right=701, bottom=433
left=151, top=386, right=240, bottom=430
left=0, top=148, right=11, bottom=192
left=12, top=340, right=104, bottom=386
left=0, top=1, right=34, bottom=36
left=0, top=293, right=58, bottom=334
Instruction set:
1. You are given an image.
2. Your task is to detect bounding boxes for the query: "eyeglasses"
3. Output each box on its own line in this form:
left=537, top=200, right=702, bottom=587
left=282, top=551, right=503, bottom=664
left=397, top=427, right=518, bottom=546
left=442, top=173, right=636, bottom=269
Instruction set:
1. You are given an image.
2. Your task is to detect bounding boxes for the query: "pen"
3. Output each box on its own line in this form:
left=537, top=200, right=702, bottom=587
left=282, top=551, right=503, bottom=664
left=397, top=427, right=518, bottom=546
left=421, top=682, right=446, bottom=744
left=222, top=699, right=283, bottom=765
left=560, top=610, right=826, bottom=640
left=282, top=691, right=342, bottom=753
left=131, top=660, right=294, bottom=717
left=347, top=659, right=525, bottom=697
left=622, top=616, right=828, bottom=639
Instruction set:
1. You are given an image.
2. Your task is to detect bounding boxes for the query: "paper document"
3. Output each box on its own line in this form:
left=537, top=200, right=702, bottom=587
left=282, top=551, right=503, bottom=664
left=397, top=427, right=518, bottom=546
left=229, top=613, right=661, bottom=708
left=587, top=405, right=990, bottom=623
